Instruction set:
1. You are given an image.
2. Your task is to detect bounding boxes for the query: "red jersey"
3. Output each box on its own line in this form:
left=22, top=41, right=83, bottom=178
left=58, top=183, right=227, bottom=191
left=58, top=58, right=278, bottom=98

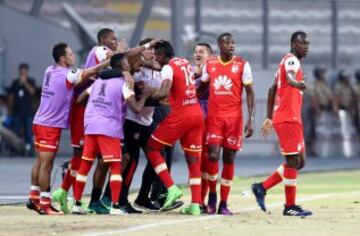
left=202, top=56, right=253, bottom=118
left=161, top=58, right=202, bottom=116
left=273, top=53, right=304, bottom=124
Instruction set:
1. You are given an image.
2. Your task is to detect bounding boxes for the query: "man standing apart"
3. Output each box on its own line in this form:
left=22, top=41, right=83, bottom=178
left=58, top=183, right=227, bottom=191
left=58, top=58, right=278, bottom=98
left=252, top=31, right=312, bottom=217
left=200, top=33, right=255, bottom=215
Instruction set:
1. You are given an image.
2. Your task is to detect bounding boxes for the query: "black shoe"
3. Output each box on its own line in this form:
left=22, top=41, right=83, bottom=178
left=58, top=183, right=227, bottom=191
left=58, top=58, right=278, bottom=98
left=121, top=203, right=142, bottom=214
left=283, top=205, right=313, bottom=217
left=251, top=183, right=267, bottom=212
left=134, top=198, right=160, bottom=212
left=160, top=200, right=184, bottom=212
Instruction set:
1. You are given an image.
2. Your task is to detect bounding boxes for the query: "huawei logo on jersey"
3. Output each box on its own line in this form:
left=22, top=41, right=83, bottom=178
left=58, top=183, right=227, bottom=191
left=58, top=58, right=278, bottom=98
left=214, top=75, right=233, bottom=95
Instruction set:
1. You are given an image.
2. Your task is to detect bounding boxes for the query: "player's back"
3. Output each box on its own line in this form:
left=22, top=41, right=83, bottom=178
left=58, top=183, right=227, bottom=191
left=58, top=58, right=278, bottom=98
left=273, top=53, right=304, bottom=124
left=166, top=57, right=202, bottom=116
left=85, top=77, right=125, bottom=139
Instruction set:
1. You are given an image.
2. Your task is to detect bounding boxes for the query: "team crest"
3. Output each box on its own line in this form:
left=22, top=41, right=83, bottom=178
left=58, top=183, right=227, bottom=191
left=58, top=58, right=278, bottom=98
left=231, top=64, right=239, bottom=73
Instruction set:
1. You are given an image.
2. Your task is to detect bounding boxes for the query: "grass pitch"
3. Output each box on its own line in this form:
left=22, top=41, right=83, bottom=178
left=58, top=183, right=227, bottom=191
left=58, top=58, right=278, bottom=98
left=1, top=170, right=360, bottom=236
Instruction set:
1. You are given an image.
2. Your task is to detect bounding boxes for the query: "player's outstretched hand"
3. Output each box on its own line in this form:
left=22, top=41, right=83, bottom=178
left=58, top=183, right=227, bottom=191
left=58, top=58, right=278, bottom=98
left=244, top=118, right=254, bottom=138
left=260, top=118, right=273, bottom=138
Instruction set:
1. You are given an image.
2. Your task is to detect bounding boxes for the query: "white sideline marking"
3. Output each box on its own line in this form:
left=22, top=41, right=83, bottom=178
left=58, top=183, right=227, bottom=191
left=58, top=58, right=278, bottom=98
left=84, top=191, right=360, bottom=236
left=0, top=196, right=28, bottom=200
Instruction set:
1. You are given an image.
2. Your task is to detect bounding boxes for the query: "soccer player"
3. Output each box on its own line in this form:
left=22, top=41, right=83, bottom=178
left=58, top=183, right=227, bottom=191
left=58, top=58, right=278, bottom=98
left=116, top=38, right=163, bottom=213
left=27, top=43, right=111, bottom=215
left=52, top=28, right=119, bottom=214
left=71, top=53, right=151, bottom=215
left=251, top=31, right=312, bottom=217
left=200, top=32, right=255, bottom=215
left=193, top=42, right=213, bottom=212
left=146, top=41, right=204, bottom=215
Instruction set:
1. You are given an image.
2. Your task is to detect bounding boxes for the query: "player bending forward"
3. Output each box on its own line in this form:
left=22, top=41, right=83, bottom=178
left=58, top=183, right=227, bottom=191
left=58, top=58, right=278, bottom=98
left=252, top=31, right=312, bottom=217
left=71, top=53, right=151, bottom=215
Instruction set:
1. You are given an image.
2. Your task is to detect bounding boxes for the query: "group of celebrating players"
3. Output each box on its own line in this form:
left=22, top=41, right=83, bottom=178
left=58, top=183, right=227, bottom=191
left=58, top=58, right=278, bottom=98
left=26, top=27, right=312, bottom=217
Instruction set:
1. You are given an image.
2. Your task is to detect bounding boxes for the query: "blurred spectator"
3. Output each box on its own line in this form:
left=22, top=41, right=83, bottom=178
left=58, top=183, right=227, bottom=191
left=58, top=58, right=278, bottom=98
left=8, top=63, right=36, bottom=155
left=310, top=66, right=338, bottom=115
left=0, top=95, right=12, bottom=129
left=304, top=66, right=337, bottom=156
left=333, top=69, right=357, bottom=115
left=353, top=70, right=360, bottom=135
left=0, top=94, right=25, bottom=154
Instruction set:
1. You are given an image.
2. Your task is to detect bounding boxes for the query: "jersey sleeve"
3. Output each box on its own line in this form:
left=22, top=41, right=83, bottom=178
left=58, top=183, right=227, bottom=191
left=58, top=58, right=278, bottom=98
left=122, top=83, right=135, bottom=100
left=284, top=56, right=300, bottom=74
left=66, top=68, right=83, bottom=88
left=200, top=64, right=210, bottom=82
left=161, top=64, right=174, bottom=81
left=95, top=46, right=109, bottom=63
left=242, top=61, right=253, bottom=85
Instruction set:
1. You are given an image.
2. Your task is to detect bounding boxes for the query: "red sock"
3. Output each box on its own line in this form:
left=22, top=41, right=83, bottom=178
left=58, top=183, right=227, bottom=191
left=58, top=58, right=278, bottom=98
left=74, top=160, right=93, bottom=201
left=262, top=163, right=285, bottom=190
left=200, top=150, right=209, bottom=205
left=187, top=156, right=201, bottom=204
left=109, top=162, right=122, bottom=204
left=147, top=149, right=174, bottom=188
left=61, top=155, right=82, bottom=192
left=207, top=160, right=218, bottom=193
left=220, top=163, right=234, bottom=203
left=29, top=185, right=40, bottom=201
left=283, top=166, right=298, bottom=206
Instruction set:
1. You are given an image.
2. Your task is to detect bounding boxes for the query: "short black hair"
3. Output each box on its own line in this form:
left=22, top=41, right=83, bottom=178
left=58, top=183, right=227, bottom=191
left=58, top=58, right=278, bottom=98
left=154, top=41, right=175, bottom=59
left=217, top=32, right=233, bottom=44
left=52, top=43, right=68, bottom=63
left=18, top=63, right=29, bottom=70
left=291, top=31, right=307, bottom=43
left=110, top=53, right=126, bottom=69
left=196, top=42, right=213, bottom=54
left=139, top=37, right=153, bottom=46
left=97, top=28, right=114, bottom=42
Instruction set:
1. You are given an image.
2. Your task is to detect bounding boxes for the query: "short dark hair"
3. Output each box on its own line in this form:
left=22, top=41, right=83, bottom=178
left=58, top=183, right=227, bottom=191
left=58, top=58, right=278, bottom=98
left=97, top=28, right=114, bottom=42
left=291, top=31, right=307, bottom=43
left=52, top=43, right=68, bottom=63
left=139, top=37, right=153, bottom=46
left=110, top=53, right=126, bottom=69
left=217, top=32, right=233, bottom=44
left=18, top=63, right=29, bottom=70
left=196, top=42, right=213, bottom=54
left=154, top=41, right=175, bottom=59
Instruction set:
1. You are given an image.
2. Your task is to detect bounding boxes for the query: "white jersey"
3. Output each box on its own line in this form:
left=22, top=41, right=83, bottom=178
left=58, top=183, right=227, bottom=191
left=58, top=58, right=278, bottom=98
left=125, top=67, right=163, bottom=126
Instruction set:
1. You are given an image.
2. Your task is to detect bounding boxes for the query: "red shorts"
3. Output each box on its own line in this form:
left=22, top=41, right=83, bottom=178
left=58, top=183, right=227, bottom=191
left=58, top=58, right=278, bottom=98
left=150, top=113, right=204, bottom=153
left=206, top=116, right=243, bottom=151
left=82, top=135, right=122, bottom=162
left=70, top=102, right=85, bottom=148
left=274, top=122, right=305, bottom=155
left=33, top=124, right=62, bottom=153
